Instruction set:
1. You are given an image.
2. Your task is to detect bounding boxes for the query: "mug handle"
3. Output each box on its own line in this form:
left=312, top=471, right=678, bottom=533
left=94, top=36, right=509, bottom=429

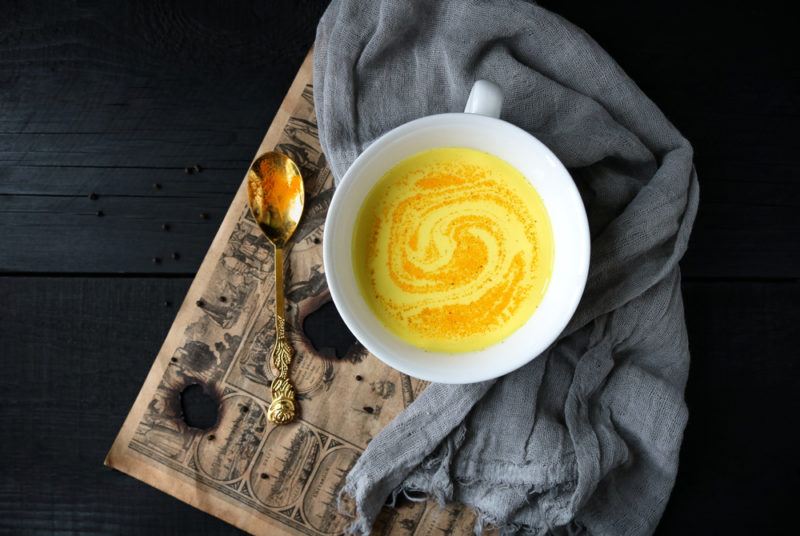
left=464, top=80, right=503, bottom=118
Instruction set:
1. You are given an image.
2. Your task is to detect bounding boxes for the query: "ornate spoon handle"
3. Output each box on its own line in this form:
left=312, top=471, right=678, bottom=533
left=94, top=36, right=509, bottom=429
left=267, top=247, right=297, bottom=424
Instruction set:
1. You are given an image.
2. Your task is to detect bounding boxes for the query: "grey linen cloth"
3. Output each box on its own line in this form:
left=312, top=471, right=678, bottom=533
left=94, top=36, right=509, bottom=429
left=313, top=1, right=699, bottom=534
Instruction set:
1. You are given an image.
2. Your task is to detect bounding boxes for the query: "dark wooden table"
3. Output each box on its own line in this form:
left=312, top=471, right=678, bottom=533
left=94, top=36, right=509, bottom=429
left=1, top=1, right=797, bottom=534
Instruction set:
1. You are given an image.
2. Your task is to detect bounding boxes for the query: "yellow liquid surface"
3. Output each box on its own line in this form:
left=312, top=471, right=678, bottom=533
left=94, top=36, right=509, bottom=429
left=353, top=147, right=554, bottom=353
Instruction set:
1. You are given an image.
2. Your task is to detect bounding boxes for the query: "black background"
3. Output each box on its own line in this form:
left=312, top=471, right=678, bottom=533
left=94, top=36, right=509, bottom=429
left=1, top=1, right=797, bottom=534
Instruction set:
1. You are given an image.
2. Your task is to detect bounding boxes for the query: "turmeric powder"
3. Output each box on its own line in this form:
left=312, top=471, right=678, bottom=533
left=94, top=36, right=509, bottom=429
left=352, top=147, right=553, bottom=353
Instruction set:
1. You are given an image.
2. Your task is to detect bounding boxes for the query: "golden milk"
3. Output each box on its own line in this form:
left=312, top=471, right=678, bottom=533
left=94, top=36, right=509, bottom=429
left=352, top=147, right=554, bottom=353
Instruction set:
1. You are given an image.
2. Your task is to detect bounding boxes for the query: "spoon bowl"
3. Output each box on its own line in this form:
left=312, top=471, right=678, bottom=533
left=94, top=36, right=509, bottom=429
left=247, top=152, right=304, bottom=247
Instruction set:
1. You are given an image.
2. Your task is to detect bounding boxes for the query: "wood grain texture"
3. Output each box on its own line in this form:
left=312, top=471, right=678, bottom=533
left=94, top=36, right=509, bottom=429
left=658, top=281, right=800, bottom=534
left=0, top=0, right=328, bottom=273
left=1, top=167, right=238, bottom=273
left=0, top=276, right=242, bottom=534
left=0, top=1, right=328, bottom=168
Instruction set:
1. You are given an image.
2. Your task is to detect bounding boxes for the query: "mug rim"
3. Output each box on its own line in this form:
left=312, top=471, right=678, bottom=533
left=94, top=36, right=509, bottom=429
left=323, top=111, right=590, bottom=383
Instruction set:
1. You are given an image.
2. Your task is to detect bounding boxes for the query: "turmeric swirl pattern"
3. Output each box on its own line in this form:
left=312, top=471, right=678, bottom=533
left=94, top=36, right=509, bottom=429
left=353, top=147, right=554, bottom=353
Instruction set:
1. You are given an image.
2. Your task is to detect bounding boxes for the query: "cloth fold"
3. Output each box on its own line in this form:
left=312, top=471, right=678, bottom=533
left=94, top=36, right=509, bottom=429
left=314, top=1, right=698, bottom=534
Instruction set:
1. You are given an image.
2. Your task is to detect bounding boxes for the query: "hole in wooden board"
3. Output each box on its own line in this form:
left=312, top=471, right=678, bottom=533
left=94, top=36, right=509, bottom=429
left=302, top=301, right=358, bottom=359
left=179, top=384, right=219, bottom=430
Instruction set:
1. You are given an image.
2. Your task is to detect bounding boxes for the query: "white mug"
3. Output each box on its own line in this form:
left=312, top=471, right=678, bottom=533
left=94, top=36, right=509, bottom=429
left=323, top=80, right=590, bottom=383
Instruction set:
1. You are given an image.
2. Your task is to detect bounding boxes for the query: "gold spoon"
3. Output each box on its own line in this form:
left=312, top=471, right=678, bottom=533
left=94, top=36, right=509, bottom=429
left=246, top=151, right=305, bottom=425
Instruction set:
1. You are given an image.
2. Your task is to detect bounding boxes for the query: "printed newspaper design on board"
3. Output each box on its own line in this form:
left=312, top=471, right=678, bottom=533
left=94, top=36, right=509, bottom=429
left=105, top=51, right=479, bottom=536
